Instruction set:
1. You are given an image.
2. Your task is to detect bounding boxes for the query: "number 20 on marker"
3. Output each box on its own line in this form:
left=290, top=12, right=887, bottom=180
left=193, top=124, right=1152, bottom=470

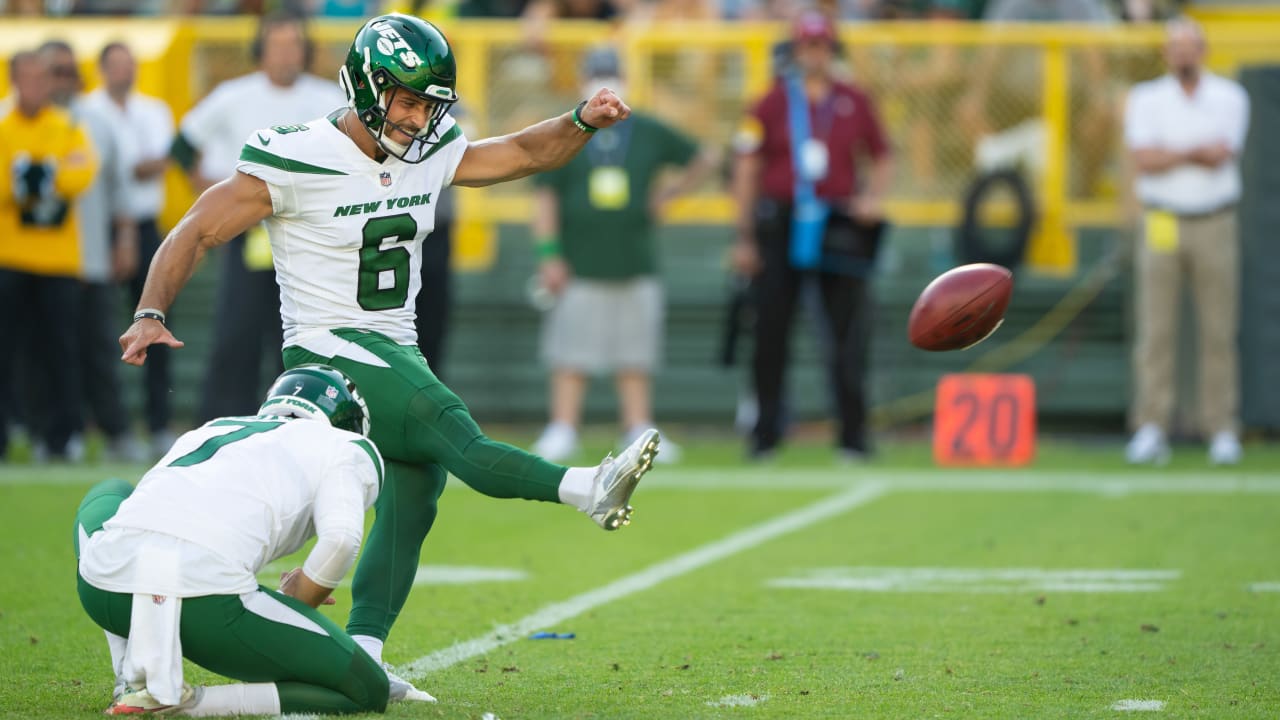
left=933, top=374, right=1036, bottom=467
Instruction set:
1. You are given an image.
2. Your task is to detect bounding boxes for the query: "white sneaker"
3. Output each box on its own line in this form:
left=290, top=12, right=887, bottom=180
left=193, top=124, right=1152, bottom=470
left=533, top=423, right=579, bottom=463
left=383, top=663, right=436, bottom=703
left=1208, top=431, right=1242, bottom=466
left=66, top=433, right=87, bottom=463
left=1125, top=423, right=1170, bottom=465
left=587, top=428, right=660, bottom=530
left=150, top=430, right=178, bottom=460
left=105, top=435, right=148, bottom=464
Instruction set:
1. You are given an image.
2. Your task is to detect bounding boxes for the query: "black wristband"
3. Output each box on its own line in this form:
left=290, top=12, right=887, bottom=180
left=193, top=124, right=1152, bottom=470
left=572, top=100, right=599, bottom=134
left=133, top=309, right=166, bottom=326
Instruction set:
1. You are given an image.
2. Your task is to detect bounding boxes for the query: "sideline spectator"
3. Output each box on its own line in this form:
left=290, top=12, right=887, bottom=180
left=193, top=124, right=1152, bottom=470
left=0, top=50, right=96, bottom=461
left=40, top=39, right=143, bottom=463
left=1123, top=18, right=1249, bottom=465
left=530, top=47, right=718, bottom=463
left=170, top=11, right=344, bottom=423
left=86, top=41, right=178, bottom=458
left=730, top=11, right=891, bottom=462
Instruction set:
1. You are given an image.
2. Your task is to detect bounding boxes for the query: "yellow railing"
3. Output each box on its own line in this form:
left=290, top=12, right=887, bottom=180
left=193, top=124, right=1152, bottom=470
left=2, top=17, right=1277, bottom=273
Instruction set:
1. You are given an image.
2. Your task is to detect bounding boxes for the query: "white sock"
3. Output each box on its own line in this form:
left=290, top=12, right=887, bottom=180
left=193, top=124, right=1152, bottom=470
left=105, top=631, right=127, bottom=681
left=558, top=466, right=598, bottom=511
left=352, top=634, right=384, bottom=664
left=184, top=683, right=280, bottom=717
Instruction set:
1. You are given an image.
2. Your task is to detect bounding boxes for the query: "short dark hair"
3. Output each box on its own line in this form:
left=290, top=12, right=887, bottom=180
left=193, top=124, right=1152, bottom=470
left=99, top=41, right=130, bottom=67
left=253, top=10, right=314, bottom=66
left=37, top=39, right=74, bottom=57
left=8, top=50, right=40, bottom=82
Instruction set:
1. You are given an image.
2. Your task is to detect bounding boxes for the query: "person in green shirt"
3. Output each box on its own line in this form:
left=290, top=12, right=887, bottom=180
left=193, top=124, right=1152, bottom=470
left=531, top=47, right=718, bottom=463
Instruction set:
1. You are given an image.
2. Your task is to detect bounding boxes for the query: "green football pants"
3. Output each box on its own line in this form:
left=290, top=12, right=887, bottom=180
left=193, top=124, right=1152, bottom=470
left=73, top=479, right=388, bottom=715
left=283, top=329, right=567, bottom=641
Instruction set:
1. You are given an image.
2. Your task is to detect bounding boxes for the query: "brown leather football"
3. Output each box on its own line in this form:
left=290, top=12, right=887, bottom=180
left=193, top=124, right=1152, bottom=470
left=908, top=263, right=1013, bottom=352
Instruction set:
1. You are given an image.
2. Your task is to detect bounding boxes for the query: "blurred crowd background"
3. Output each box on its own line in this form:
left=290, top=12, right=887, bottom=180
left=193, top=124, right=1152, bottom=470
left=1, top=0, right=1277, bottom=465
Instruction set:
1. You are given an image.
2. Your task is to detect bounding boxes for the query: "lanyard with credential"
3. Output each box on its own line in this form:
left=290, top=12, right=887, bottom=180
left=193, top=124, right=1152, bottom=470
left=585, top=117, right=634, bottom=167
left=785, top=72, right=829, bottom=270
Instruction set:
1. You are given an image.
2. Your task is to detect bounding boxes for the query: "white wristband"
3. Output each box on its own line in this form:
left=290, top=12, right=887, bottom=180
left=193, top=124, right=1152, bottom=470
left=133, top=307, right=167, bottom=325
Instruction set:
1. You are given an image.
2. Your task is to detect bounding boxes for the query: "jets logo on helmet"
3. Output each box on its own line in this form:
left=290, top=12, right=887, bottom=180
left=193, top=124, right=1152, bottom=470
left=371, top=20, right=423, bottom=69
left=338, top=13, right=458, bottom=163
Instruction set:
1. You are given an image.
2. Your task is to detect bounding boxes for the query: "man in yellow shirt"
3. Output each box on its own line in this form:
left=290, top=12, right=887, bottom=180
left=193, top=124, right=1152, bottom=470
left=0, top=50, right=97, bottom=461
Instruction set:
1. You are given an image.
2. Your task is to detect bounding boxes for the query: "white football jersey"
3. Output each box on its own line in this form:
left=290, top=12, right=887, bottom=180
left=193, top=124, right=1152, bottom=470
left=236, top=113, right=467, bottom=346
left=79, top=416, right=383, bottom=596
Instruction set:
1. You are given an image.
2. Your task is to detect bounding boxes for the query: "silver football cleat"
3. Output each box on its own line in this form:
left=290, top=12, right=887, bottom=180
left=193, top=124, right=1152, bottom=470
left=587, top=428, right=659, bottom=531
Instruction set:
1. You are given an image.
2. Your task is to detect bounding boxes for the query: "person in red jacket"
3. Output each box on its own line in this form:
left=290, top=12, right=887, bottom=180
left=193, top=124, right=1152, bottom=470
left=730, top=11, right=893, bottom=462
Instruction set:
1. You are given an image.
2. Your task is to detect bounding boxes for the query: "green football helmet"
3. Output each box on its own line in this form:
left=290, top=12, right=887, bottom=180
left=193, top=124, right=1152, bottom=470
left=338, top=13, right=458, bottom=162
left=259, top=364, right=370, bottom=437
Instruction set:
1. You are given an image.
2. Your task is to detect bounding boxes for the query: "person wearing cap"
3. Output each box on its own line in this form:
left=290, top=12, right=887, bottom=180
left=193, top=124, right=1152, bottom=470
left=730, top=11, right=892, bottom=462
left=530, top=46, right=719, bottom=464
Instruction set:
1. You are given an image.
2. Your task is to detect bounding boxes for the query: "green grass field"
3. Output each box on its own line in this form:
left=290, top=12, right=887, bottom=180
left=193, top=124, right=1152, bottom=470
left=2, top=434, right=1278, bottom=719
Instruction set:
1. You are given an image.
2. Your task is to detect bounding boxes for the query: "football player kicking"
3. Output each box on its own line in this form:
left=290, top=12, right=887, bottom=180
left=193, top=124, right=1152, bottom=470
left=118, top=13, right=660, bottom=703
left=76, top=365, right=389, bottom=715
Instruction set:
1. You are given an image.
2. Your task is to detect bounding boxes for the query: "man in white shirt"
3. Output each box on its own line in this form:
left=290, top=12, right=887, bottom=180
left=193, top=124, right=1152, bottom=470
left=76, top=364, right=390, bottom=716
left=1123, top=17, right=1250, bottom=465
left=86, top=41, right=177, bottom=458
left=169, top=11, right=345, bottom=425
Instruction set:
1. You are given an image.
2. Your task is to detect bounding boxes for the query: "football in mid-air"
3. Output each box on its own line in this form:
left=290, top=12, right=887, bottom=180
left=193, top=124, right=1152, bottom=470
left=907, top=263, right=1013, bottom=351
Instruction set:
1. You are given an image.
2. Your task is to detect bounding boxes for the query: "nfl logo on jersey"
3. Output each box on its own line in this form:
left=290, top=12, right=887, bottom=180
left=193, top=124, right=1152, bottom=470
left=380, top=172, right=392, bottom=187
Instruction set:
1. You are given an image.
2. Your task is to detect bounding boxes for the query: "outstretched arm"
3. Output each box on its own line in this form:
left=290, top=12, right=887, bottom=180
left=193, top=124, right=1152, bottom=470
left=452, top=87, right=631, bottom=188
left=118, top=171, right=273, bottom=366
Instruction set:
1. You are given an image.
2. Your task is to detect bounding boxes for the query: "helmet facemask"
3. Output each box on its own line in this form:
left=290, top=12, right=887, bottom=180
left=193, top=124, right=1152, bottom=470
left=365, top=80, right=455, bottom=162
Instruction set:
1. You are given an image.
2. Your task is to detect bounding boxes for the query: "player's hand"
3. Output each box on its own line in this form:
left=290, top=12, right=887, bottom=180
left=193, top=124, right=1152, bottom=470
left=580, top=87, right=631, bottom=130
left=279, top=568, right=336, bottom=605
left=119, top=318, right=185, bottom=366
left=111, top=224, right=139, bottom=283
left=540, top=257, right=571, bottom=296
left=849, top=195, right=885, bottom=224
left=1190, top=142, right=1232, bottom=168
left=730, top=237, right=762, bottom=277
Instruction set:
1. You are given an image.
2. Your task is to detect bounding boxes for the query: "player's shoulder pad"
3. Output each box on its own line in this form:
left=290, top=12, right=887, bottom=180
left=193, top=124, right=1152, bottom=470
left=239, top=119, right=348, bottom=177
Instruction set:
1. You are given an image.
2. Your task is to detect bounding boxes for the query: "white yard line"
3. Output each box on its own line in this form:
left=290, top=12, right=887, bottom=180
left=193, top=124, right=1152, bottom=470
left=707, top=693, right=770, bottom=708
left=1111, top=699, right=1165, bottom=711
left=401, top=481, right=888, bottom=678
left=769, top=567, right=1182, bottom=594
